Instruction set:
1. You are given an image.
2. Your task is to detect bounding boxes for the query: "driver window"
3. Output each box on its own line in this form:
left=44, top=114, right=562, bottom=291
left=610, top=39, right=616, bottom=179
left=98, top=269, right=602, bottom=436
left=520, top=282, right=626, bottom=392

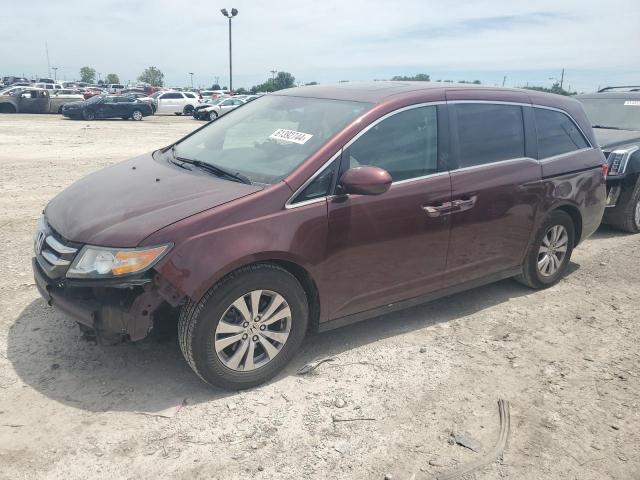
left=347, top=106, right=438, bottom=182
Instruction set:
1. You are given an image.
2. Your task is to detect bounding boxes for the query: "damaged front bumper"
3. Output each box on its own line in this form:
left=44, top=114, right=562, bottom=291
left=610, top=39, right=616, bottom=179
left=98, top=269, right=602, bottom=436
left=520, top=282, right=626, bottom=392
left=33, top=258, right=184, bottom=341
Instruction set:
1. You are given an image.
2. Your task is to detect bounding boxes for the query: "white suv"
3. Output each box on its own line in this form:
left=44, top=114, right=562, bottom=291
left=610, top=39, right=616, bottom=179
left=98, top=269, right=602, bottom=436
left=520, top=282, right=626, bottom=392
left=154, top=91, right=201, bottom=115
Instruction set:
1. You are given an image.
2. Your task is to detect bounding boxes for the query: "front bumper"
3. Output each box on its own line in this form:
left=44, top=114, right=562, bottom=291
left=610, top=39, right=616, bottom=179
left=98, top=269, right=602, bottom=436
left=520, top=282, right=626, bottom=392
left=33, top=257, right=184, bottom=341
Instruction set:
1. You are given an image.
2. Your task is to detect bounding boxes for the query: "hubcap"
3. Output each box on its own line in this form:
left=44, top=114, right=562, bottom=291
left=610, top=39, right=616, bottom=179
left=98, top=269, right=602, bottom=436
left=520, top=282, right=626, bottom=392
left=214, top=290, right=291, bottom=372
left=634, top=199, right=640, bottom=228
left=133, top=111, right=141, bottom=120
left=537, top=225, right=569, bottom=277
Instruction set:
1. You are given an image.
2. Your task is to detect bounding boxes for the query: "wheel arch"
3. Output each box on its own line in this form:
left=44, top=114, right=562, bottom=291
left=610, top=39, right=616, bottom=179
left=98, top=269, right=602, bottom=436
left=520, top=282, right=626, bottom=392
left=190, top=255, right=322, bottom=333
left=554, top=203, right=583, bottom=246
left=0, top=102, right=17, bottom=113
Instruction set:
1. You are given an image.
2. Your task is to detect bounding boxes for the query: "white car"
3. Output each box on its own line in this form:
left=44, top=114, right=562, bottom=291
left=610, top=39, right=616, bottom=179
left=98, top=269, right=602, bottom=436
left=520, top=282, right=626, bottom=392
left=197, top=97, right=245, bottom=121
left=0, top=85, right=30, bottom=96
left=105, top=83, right=125, bottom=94
left=153, top=91, right=201, bottom=115
left=34, top=82, right=63, bottom=90
left=51, top=89, right=84, bottom=100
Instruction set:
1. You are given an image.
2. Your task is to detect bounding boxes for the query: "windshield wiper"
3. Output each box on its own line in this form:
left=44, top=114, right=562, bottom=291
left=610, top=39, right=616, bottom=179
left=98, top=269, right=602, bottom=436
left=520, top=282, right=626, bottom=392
left=167, top=146, right=251, bottom=184
left=592, top=125, right=623, bottom=130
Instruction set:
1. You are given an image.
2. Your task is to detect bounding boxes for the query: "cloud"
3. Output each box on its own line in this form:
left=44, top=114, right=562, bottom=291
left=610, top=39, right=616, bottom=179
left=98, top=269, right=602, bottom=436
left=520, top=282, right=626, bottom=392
left=1, top=0, right=639, bottom=91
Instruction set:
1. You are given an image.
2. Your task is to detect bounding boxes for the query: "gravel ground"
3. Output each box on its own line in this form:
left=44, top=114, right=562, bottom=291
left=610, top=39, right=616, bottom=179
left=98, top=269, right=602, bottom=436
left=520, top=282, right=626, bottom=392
left=0, top=114, right=638, bottom=480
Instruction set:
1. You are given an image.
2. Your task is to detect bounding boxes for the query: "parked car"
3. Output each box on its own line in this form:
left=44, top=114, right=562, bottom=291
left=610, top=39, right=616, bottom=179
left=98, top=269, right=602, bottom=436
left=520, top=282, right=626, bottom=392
left=51, top=89, right=84, bottom=101
left=32, top=82, right=606, bottom=389
left=195, top=97, right=245, bottom=121
left=82, top=87, right=104, bottom=100
left=124, top=92, right=157, bottom=113
left=61, top=95, right=153, bottom=120
left=192, top=98, right=227, bottom=120
left=152, top=91, right=201, bottom=115
left=105, top=83, right=125, bottom=94
left=577, top=88, right=640, bottom=232
left=34, top=82, right=63, bottom=90
left=0, top=85, right=30, bottom=96
left=0, top=88, right=70, bottom=113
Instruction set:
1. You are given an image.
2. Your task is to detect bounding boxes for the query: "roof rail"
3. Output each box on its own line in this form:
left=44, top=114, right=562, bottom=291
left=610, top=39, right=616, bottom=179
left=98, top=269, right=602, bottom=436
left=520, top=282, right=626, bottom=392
left=597, top=85, right=640, bottom=92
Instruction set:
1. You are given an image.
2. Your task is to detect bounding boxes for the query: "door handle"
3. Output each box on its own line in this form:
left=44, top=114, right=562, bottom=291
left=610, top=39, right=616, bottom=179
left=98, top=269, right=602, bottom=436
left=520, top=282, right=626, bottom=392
left=422, top=201, right=455, bottom=217
left=451, top=195, right=478, bottom=212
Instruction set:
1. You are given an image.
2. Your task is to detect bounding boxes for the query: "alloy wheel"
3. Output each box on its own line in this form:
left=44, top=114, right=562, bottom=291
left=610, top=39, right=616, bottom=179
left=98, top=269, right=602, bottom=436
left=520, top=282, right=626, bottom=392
left=214, top=290, right=291, bottom=372
left=537, top=225, right=569, bottom=277
left=132, top=110, right=142, bottom=120
left=635, top=199, right=640, bottom=229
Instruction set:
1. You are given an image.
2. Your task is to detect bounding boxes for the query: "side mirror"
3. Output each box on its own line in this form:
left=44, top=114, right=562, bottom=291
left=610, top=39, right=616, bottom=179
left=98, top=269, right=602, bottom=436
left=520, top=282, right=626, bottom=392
left=339, top=166, right=392, bottom=196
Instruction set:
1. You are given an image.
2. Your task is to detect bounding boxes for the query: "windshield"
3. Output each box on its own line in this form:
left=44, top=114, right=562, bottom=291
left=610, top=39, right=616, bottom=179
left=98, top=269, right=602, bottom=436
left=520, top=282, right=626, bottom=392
left=579, top=97, right=640, bottom=131
left=86, top=95, right=104, bottom=104
left=172, top=95, right=371, bottom=184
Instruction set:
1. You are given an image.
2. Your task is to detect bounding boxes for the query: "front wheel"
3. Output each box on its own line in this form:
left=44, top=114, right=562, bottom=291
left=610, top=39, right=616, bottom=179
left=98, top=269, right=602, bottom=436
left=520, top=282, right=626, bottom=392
left=178, top=264, right=309, bottom=389
left=82, top=109, right=95, bottom=121
left=131, top=110, right=143, bottom=121
left=208, top=111, right=218, bottom=121
left=516, top=210, right=575, bottom=289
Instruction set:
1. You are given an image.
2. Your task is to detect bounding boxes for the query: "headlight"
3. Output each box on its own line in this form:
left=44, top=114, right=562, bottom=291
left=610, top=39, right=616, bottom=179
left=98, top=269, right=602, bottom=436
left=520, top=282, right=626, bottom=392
left=66, top=244, right=171, bottom=279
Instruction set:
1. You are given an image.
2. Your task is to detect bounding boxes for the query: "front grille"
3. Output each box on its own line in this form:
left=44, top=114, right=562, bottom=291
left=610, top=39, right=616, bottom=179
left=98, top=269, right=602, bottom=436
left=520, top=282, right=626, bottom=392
left=34, top=219, right=80, bottom=279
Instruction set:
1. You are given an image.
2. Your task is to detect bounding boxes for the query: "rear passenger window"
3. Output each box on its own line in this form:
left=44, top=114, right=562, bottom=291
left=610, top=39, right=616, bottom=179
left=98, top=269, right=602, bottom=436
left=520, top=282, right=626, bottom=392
left=347, top=106, right=438, bottom=182
left=454, top=104, right=525, bottom=167
left=184, top=93, right=196, bottom=98
left=534, top=108, right=589, bottom=159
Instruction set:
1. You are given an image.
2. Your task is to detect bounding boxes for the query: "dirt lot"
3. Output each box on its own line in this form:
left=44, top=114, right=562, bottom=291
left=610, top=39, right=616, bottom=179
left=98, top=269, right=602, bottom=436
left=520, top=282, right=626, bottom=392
left=0, top=113, right=638, bottom=480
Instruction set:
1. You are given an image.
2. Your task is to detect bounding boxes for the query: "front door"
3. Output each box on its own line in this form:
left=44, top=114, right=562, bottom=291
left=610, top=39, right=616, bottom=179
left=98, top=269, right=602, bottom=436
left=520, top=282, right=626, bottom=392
left=324, top=104, right=452, bottom=320
left=17, top=90, right=49, bottom=113
left=443, top=97, right=542, bottom=287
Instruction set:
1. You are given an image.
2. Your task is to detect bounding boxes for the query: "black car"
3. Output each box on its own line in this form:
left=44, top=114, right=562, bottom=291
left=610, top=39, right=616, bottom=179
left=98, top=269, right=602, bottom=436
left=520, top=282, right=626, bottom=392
left=62, top=95, right=154, bottom=121
left=577, top=87, right=640, bottom=233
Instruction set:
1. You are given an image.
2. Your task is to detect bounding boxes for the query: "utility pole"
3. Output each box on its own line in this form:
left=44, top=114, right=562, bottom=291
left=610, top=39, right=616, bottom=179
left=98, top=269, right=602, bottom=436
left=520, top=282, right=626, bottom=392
left=502, top=75, right=506, bottom=87
left=560, top=68, right=565, bottom=90
left=189, top=72, right=194, bottom=88
left=52, top=67, right=58, bottom=82
left=270, top=69, right=277, bottom=85
left=45, top=41, right=51, bottom=78
left=220, top=8, right=239, bottom=91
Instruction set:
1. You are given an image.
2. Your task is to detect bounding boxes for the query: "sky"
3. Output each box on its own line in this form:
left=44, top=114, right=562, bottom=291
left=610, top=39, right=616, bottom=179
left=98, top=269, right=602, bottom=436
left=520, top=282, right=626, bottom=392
left=2, top=0, right=639, bottom=92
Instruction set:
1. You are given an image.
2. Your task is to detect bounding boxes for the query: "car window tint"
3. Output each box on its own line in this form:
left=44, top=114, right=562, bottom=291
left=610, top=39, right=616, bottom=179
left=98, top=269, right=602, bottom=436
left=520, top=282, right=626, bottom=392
left=161, top=93, right=181, bottom=99
left=534, top=107, right=589, bottom=159
left=348, top=105, right=438, bottom=182
left=454, top=103, right=525, bottom=167
left=292, top=160, right=337, bottom=203
left=184, top=93, right=195, bottom=98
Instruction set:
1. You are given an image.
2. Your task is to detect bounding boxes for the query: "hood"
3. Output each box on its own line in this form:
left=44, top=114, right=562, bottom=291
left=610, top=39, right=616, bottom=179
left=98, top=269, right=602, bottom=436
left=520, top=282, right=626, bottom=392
left=45, top=152, right=262, bottom=247
left=63, top=100, right=87, bottom=108
left=593, top=128, right=640, bottom=151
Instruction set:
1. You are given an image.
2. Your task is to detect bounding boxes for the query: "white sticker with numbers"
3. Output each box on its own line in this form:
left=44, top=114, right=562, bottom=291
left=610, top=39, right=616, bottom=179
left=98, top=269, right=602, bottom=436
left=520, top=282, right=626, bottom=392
left=624, top=101, right=640, bottom=106
left=269, top=129, right=313, bottom=144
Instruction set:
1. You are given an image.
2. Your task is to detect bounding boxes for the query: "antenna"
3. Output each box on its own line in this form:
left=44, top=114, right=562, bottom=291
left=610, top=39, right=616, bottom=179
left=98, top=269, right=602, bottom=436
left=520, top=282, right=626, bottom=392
left=45, top=41, right=51, bottom=78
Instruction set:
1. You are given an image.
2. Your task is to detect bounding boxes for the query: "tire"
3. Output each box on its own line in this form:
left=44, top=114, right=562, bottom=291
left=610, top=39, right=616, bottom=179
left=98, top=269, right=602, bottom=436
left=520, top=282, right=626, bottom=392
left=208, top=111, right=218, bottom=121
left=516, top=210, right=575, bottom=289
left=178, top=263, right=309, bottom=389
left=606, top=176, right=640, bottom=233
left=183, top=105, right=194, bottom=115
left=131, top=109, right=143, bottom=121
left=82, top=109, right=95, bottom=121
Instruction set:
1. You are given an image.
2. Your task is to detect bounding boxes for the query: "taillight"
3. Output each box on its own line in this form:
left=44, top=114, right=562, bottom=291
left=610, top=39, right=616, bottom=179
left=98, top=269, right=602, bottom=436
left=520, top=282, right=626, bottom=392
left=601, top=163, right=609, bottom=178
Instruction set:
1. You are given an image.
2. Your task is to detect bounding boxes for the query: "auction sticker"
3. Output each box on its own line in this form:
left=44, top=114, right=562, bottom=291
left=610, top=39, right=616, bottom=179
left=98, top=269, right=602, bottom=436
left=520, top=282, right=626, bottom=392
left=624, top=101, right=640, bottom=106
left=269, top=129, right=313, bottom=144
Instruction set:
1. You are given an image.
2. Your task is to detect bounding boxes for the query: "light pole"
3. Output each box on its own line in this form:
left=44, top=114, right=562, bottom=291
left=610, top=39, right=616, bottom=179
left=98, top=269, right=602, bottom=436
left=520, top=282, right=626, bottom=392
left=220, top=8, right=238, bottom=91
left=189, top=72, right=194, bottom=89
left=270, top=69, right=277, bottom=88
left=52, top=67, right=58, bottom=82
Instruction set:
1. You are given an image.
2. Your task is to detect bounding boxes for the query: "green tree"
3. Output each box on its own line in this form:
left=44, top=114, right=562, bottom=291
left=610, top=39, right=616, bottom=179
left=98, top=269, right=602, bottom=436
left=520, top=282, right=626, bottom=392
left=210, top=83, right=221, bottom=90
left=104, top=73, right=120, bottom=84
left=391, top=73, right=430, bottom=81
left=235, top=87, right=248, bottom=94
left=305, top=81, right=318, bottom=86
left=250, top=71, right=296, bottom=93
left=137, top=66, right=164, bottom=87
left=79, top=66, right=96, bottom=83
left=524, top=82, right=575, bottom=96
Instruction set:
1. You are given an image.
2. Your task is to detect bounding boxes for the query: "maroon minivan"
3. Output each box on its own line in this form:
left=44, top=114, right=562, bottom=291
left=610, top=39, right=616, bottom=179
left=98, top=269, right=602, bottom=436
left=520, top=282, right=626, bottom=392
left=33, top=82, right=606, bottom=388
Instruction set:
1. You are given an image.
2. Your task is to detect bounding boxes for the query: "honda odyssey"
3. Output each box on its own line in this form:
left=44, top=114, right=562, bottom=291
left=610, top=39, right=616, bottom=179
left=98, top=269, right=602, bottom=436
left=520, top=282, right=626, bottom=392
left=33, top=82, right=607, bottom=389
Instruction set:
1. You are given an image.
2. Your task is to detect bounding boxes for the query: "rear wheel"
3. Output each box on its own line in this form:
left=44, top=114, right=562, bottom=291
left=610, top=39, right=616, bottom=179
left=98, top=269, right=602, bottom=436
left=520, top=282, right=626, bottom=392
left=82, top=109, right=95, bottom=121
left=516, top=210, right=575, bottom=289
left=208, top=110, right=218, bottom=121
left=606, top=177, right=640, bottom=233
left=178, top=264, right=309, bottom=389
